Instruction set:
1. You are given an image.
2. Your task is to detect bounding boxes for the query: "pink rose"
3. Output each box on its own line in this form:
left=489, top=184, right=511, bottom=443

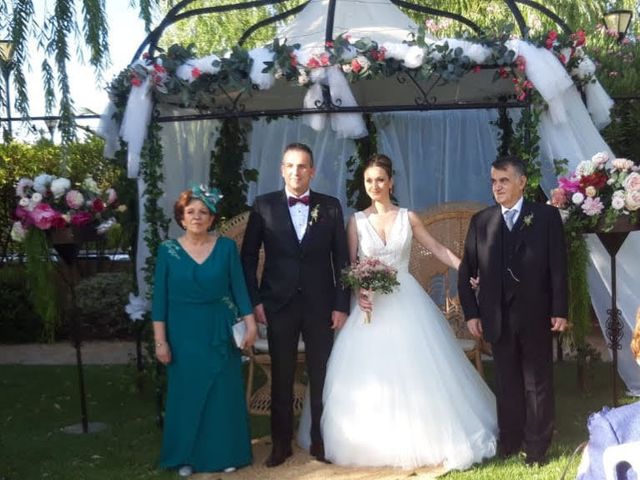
left=71, top=211, right=93, bottom=227
left=29, top=203, right=63, bottom=230
left=106, top=188, right=118, bottom=205
left=66, top=190, right=84, bottom=209
left=624, top=172, right=640, bottom=192
left=550, top=188, right=568, bottom=208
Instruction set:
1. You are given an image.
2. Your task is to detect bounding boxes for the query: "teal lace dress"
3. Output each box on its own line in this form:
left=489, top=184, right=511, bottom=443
left=151, top=237, right=253, bottom=473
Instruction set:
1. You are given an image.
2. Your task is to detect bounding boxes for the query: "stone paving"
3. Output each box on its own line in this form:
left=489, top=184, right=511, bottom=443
left=0, top=340, right=136, bottom=365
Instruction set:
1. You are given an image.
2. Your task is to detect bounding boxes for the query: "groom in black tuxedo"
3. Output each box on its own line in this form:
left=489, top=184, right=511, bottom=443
left=458, top=156, right=568, bottom=466
left=241, top=143, right=350, bottom=466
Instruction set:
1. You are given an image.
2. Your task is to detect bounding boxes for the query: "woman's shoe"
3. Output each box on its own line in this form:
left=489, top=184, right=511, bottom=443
left=178, top=465, right=193, bottom=477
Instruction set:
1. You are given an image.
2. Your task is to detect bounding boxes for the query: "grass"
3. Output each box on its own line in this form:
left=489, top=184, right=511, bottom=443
left=0, top=361, right=636, bottom=480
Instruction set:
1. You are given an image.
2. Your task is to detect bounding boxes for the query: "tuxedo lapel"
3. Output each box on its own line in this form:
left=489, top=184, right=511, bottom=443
left=487, top=206, right=503, bottom=258
left=275, top=190, right=302, bottom=249
left=300, top=190, right=319, bottom=249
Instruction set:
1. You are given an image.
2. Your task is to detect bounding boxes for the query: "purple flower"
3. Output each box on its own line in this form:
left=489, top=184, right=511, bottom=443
left=559, top=176, right=581, bottom=193
left=581, top=196, right=604, bottom=216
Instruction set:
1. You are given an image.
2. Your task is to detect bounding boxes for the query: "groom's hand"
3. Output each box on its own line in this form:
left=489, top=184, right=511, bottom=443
left=331, top=311, right=347, bottom=330
left=550, top=317, right=568, bottom=332
left=254, top=304, right=268, bottom=325
left=467, top=318, right=483, bottom=339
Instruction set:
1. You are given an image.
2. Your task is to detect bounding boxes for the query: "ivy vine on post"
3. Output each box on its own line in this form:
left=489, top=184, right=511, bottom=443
left=346, top=114, right=376, bottom=210
left=210, top=118, right=257, bottom=220
left=139, top=109, right=171, bottom=425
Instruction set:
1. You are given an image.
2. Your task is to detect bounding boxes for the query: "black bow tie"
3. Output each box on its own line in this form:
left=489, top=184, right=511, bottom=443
left=288, top=195, right=309, bottom=207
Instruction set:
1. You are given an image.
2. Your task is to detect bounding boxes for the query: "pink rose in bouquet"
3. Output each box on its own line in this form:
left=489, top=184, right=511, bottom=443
left=71, top=211, right=93, bottom=227
left=30, top=203, right=63, bottom=230
left=65, top=190, right=84, bottom=209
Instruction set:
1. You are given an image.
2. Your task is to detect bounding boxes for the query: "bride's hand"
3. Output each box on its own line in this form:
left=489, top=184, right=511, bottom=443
left=470, top=276, right=480, bottom=290
left=358, top=288, right=373, bottom=312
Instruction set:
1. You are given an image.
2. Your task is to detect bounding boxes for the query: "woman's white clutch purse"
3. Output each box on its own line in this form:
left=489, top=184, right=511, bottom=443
left=232, top=321, right=246, bottom=348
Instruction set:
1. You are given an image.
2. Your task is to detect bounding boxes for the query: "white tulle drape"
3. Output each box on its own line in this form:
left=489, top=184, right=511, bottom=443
left=245, top=117, right=357, bottom=206
left=127, top=108, right=221, bottom=318
left=373, top=110, right=501, bottom=209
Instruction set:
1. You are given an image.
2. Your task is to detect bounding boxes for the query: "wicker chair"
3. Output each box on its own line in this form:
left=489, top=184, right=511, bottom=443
left=219, top=212, right=306, bottom=416
left=408, top=202, right=488, bottom=376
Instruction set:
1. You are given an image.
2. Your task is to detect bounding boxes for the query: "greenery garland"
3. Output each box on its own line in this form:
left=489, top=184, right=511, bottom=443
left=210, top=118, right=258, bottom=220
left=346, top=114, right=377, bottom=210
left=23, top=230, right=59, bottom=342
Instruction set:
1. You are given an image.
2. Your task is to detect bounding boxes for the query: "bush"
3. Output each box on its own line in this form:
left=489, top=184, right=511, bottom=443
left=0, top=266, right=43, bottom=343
left=72, top=271, right=135, bottom=340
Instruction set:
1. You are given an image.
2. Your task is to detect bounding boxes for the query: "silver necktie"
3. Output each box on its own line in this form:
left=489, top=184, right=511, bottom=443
left=504, top=209, right=516, bottom=231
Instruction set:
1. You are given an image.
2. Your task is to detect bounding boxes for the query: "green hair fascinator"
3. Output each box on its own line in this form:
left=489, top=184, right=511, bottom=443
left=190, top=183, right=223, bottom=214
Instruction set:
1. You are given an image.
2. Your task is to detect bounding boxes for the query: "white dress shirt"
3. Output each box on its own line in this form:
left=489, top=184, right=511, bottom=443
left=285, top=188, right=310, bottom=242
left=501, top=196, right=524, bottom=227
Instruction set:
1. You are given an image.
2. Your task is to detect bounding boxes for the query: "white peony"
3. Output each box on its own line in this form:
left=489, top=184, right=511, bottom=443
left=50, top=177, right=71, bottom=199
left=590, top=151, right=610, bottom=168
left=381, top=42, right=410, bottom=61
left=33, top=174, right=54, bottom=193
left=572, top=192, right=585, bottom=205
left=31, top=192, right=43, bottom=204
left=403, top=45, right=425, bottom=69
left=574, top=160, right=595, bottom=177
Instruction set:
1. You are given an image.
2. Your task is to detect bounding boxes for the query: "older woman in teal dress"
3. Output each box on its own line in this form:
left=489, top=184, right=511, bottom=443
left=152, top=185, right=257, bottom=477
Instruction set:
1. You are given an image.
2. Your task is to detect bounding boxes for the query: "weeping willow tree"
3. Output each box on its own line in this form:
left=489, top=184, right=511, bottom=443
left=0, top=0, right=160, bottom=144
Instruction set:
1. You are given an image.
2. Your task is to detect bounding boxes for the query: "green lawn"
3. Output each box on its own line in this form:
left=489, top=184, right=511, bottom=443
left=0, top=361, right=635, bottom=480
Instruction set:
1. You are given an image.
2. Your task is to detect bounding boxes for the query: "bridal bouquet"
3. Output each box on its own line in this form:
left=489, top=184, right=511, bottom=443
left=341, top=257, right=400, bottom=323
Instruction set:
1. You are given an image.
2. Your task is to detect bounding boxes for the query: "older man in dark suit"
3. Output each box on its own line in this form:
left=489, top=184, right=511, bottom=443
left=458, top=155, right=568, bottom=466
left=241, top=143, right=350, bottom=467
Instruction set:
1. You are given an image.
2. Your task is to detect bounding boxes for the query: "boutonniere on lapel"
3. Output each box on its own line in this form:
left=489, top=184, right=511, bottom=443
left=309, top=204, right=320, bottom=227
left=521, top=213, right=534, bottom=229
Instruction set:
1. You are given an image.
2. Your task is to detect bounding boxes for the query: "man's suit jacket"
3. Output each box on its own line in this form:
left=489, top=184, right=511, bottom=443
left=241, top=190, right=350, bottom=315
left=458, top=200, right=568, bottom=343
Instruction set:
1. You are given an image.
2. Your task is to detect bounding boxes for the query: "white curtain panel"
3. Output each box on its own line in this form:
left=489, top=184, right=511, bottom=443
left=373, top=110, right=502, bottom=211
left=245, top=116, right=357, bottom=208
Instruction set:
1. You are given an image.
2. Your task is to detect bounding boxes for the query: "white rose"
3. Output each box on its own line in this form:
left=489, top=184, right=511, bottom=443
left=625, top=190, right=640, bottom=211
left=116, top=204, right=128, bottom=213
left=572, top=192, right=585, bottom=205
left=50, top=177, right=71, bottom=199
left=31, top=192, right=43, bottom=204
left=611, top=196, right=625, bottom=210
left=613, top=190, right=625, bottom=199
left=585, top=186, right=596, bottom=198
left=19, top=197, right=30, bottom=207
left=575, top=160, right=595, bottom=177
left=590, top=151, right=609, bottom=167
left=341, top=64, right=352, bottom=74
left=607, top=178, right=615, bottom=185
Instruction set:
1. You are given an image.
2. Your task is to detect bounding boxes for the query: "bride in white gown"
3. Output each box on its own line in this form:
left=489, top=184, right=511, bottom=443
left=298, top=154, right=497, bottom=471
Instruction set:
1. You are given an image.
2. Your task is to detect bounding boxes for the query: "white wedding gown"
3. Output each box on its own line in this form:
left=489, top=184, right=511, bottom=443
left=297, top=208, right=497, bottom=471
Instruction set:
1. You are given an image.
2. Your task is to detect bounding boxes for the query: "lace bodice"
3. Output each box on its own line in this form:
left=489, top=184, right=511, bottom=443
left=355, top=208, right=412, bottom=272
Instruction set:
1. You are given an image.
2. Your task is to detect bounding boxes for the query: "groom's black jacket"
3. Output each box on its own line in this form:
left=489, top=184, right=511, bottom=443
left=241, top=190, right=350, bottom=314
left=458, top=200, right=568, bottom=343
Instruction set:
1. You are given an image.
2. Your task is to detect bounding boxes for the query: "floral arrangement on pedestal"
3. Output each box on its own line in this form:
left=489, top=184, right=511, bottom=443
left=549, top=152, right=639, bottom=386
left=9, top=174, right=126, bottom=341
left=550, top=152, right=640, bottom=231
left=10, top=174, right=125, bottom=243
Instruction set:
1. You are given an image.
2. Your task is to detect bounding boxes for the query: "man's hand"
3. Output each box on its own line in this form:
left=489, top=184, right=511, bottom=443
left=551, top=317, right=568, bottom=332
left=470, top=276, right=480, bottom=290
left=331, top=310, right=348, bottom=330
left=254, top=303, right=268, bottom=325
left=467, top=318, right=483, bottom=339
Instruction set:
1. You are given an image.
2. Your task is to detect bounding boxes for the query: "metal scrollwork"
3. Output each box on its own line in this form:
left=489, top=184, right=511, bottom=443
left=605, top=307, right=624, bottom=351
